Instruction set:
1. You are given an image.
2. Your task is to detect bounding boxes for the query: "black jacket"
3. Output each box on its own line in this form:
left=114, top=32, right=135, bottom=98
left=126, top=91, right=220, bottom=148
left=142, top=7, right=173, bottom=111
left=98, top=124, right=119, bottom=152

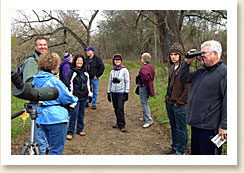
left=180, top=61, right=227, bottom=130
left=65, top=67, right=89, bottom=101
left=85, top=54, right=105, bottom=79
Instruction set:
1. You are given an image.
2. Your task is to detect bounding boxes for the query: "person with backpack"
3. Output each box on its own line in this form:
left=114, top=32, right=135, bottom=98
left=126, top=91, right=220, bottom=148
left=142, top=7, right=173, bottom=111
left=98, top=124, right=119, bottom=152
left=136, top=53, right=155, bottom=128
left=65, top=54, right=93, bottom=140
left=85, top=46, right=105, bottom=110
left=32, top=52, right=78, bottom=155
left=107, top=54, right=130, bottom=132
left=164, top=43, right=191, bottom=155
left=59, top=53, right=73, bottom=83
left=22, top=37, right=48, bottom=84
left=21, top=37, right=49, bottom=155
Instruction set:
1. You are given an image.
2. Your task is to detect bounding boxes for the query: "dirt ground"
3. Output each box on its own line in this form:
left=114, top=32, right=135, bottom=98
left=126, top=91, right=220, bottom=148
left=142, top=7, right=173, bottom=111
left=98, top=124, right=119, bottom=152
left=11, top=70, right=182, bottom=155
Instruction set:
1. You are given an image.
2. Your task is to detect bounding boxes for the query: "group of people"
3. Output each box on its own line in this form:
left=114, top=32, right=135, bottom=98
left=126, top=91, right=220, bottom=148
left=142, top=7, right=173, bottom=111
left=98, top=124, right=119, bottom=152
left=20, top=36, right=227, bottom=156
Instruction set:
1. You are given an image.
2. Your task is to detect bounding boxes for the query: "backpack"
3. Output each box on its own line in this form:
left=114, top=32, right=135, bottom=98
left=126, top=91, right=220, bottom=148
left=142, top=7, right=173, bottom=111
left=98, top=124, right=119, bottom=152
left=17, top=54, right=36, bottom=80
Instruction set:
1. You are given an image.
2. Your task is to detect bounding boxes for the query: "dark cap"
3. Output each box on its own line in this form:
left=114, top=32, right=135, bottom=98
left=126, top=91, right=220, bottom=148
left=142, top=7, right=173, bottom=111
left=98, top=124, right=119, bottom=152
left=85, top=46, right=94, bottom=51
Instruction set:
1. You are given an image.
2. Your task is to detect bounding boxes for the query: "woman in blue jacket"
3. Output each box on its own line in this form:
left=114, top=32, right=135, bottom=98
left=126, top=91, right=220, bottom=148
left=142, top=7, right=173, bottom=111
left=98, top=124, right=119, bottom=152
left=32, top=52, right=78, bottom=155
left=65, top=54, right=92, bottom=140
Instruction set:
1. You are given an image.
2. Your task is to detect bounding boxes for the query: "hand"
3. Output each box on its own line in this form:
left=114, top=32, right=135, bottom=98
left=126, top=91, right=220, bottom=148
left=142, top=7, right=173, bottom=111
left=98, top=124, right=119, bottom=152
left=107, top=93, right=111, bottom=102
left=218, top=128, right=227, bottom=140
left=174, top=102, right=182, bottom=107
left=164, top=96, right=169, bottom=102
left=123, top=93, right=128, bottom=101
left=55, top=73, right=60, bottom=79
left=185, top=49, right=197, bottom=64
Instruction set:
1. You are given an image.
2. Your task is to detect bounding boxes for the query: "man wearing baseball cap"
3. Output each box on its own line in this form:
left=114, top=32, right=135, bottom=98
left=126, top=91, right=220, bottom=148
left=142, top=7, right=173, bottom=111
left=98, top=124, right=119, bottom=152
left=85, top=46, right=105, bottom=110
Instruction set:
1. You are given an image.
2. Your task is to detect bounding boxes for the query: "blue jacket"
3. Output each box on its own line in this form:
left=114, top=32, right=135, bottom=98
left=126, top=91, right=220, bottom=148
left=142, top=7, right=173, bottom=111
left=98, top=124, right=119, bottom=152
left=32, top=72, right=78, bottom=125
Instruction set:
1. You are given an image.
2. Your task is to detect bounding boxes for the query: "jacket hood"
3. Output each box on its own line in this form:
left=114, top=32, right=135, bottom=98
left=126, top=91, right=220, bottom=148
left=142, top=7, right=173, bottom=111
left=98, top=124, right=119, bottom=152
left=33, top=72, right=54, bottom=87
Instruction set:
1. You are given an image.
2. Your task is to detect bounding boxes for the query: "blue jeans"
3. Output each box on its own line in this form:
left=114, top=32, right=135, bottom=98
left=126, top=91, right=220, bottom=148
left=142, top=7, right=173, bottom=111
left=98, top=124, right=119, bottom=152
left=40, top=122, right=67, bottom=155
left=67, top=100, right=86, bottom=135
left=166, top=102, right=188, bottom=154
left=139, top=86, right=153, bottom=124
left=34, top=122, right=49, bottom=155
left=88, top=78, right=99, bottom=106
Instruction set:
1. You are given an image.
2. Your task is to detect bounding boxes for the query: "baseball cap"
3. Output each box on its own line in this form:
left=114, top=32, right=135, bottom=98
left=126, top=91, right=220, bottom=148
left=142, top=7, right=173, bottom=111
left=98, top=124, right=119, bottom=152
left=85, top=46, right=94, bottom=51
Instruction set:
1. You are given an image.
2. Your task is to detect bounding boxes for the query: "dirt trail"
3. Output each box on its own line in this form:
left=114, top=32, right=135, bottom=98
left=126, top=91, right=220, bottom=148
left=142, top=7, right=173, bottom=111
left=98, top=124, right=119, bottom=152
left=11, top=70, right=173, bottom=155
left=63, top=70, right=171, bottom=155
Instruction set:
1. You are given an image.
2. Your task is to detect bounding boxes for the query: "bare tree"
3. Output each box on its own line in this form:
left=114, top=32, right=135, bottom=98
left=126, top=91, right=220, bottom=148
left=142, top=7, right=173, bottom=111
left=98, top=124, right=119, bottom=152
left=12, top=10, right=99, bottom=50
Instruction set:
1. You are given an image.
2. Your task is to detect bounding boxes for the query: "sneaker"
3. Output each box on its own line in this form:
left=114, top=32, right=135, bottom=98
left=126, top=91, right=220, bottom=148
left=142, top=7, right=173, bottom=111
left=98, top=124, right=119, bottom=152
left=92, top=105, right=96, bottom=110
left=139, top=117, right=144, bottom=122
left=143, top=123, right=153, bottom=128
left=121, top=128, right=127, bottom=132
left=165, top=148, right=176, bottom=155
left=112, top=124, right=119, bottom=128
left=78, top=132, right=86, bottom=136
left=86, top=103, right=89, bottom=108
left=66, top=134, right=73, bottom=140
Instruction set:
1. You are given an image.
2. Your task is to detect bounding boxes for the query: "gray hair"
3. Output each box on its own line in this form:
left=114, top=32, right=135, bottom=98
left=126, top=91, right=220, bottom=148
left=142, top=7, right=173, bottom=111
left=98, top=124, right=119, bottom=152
left=201, top=40, right=222, bottom=59
left=141, top=53, right=151, bottom=62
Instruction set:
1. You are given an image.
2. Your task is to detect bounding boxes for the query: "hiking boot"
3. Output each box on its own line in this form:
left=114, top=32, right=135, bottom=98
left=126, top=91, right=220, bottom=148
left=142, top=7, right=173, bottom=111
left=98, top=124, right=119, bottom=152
left=121, top=128, right=127, bottom=132
left=112, top=124, right=119, bottom=128
left=66, top=134, right=73, bottom=140
left=143, top=122, right=153, bottom=128
left=78, top=132, right=86, bottom=136
left=86, top=103, right=89, bottom=108
left=92, top=105, right=96, bottom=110
left=165, top=148, right=176, bottom=155
left=44, top=147, right=50, bottom=155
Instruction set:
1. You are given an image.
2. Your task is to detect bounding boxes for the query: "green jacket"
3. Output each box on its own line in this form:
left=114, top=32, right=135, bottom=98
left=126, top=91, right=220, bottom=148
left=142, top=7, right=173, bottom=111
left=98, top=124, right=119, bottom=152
left=22, top=52, right=40, bottom=84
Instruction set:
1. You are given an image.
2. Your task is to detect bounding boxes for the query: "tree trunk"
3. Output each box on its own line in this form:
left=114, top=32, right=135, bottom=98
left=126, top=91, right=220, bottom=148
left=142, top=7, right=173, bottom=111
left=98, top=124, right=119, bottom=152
left=154, top=10, right=183, bottom=64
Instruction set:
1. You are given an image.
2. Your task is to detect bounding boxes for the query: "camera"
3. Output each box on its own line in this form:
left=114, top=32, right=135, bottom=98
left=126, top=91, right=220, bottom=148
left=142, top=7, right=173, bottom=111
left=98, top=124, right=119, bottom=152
left=185, top=51, right=202, bottom=58
left=112, top=77, right=120, bottom=83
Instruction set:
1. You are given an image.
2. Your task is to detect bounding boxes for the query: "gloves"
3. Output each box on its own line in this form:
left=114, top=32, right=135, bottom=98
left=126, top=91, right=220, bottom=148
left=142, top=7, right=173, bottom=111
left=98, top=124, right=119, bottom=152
left=88, top=96, right=92, bottom=103
left=107, top=93, right=111, bottom=102
left=123, top=93, right=128, bottom=101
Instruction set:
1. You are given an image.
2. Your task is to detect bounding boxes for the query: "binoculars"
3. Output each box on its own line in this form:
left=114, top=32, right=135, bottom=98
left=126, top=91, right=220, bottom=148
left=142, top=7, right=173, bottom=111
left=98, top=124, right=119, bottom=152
left=185, top=51, right=202, bottom=58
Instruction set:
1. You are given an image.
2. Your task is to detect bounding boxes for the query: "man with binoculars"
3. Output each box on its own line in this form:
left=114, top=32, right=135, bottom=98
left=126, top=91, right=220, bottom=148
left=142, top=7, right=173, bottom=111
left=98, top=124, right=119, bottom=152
left=180, top=40, right=227, bottom=155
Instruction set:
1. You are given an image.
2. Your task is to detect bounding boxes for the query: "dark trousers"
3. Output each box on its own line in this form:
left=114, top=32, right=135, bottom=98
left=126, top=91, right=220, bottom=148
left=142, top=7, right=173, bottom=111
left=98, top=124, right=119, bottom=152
left=112, top=93, right=126, bottom=128
left=191, top=126, right=222, bottom=155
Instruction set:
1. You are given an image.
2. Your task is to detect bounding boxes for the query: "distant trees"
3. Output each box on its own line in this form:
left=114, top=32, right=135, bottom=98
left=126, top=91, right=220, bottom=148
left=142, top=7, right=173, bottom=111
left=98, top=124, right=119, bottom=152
left=11, top=10, right=227, bottom=68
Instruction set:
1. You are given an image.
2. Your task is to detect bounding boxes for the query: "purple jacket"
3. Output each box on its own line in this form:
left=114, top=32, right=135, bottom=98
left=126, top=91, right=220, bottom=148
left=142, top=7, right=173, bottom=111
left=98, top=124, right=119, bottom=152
left=59, top=59, right=71, bottom=83
left=139, top=64, right=155, bottom=97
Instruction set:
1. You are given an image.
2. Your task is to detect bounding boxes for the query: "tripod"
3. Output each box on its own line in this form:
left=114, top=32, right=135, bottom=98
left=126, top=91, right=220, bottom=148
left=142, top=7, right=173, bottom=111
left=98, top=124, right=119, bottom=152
left=19, top=102, right=42, bottom=155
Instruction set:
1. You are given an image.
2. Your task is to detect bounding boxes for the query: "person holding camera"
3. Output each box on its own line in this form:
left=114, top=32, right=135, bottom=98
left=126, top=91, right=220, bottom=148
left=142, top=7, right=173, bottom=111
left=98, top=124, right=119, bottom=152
left=65, top=54, right=93, bottom=140
left=136, top=53, right=155, bottom=128
left=85, top=46, right=105, bottom=110
left=164, top=43, right=191, bottom=155
left=107, top=54, right=130, bottom=132
left=180, top=40, right=227, bottom=155
left=32, top=52, right=78, bottom=155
